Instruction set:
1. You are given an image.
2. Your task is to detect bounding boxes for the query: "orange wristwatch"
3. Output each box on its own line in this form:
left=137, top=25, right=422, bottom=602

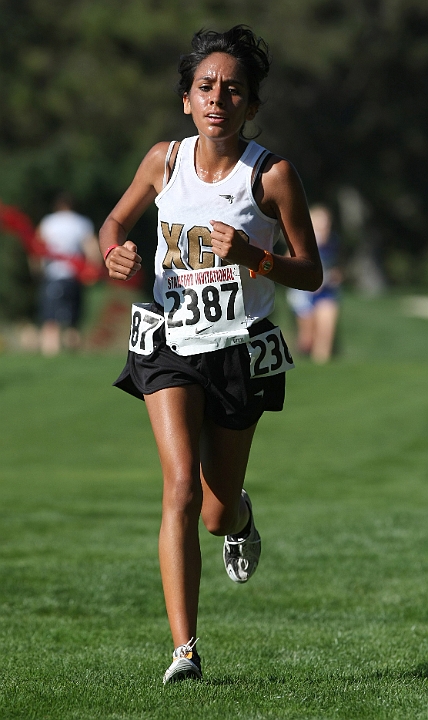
left=249, top=250, right=274, bottom=278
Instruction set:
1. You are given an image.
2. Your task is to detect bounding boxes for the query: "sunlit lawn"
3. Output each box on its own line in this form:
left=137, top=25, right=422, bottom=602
left=1, top=290, right=428, bottom=719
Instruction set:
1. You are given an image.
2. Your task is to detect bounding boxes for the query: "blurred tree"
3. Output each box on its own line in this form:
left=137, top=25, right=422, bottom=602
left=0, top=0, right=427, bottom=320
left=0, top=232, right=36, bottom=321
left=258, top=0, right=428, bottom=282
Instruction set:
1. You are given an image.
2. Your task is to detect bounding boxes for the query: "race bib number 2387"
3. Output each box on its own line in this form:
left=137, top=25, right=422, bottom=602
left=162, top=265, right=249, bottom=356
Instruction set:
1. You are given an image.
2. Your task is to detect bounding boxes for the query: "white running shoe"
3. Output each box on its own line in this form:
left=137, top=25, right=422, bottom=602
left=163, top=637, right=202, bottom=684
left=223, top=489, right=261, bottom=583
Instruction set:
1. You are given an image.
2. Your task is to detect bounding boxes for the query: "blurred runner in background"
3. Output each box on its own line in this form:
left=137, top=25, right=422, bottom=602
left=36, top=192, right=101, bottom=356
left=287, top=204, right=342, bottom=363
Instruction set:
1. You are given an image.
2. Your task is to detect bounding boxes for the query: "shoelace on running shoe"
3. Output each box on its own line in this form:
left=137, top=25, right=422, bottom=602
left=175, top=637, right=199, bottom=658
left=225, top=541, right=244, bottom=556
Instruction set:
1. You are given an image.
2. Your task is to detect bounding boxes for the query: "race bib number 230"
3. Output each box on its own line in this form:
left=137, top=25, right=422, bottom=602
left=162, top=265, right=249, bottom=356
left=248, top=326, right=295, bottom=378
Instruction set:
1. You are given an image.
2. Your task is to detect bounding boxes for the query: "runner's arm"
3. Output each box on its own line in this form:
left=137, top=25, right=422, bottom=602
left=99, top=142, right=170, bottom=281
left=210, top=158, right=323, bottom=291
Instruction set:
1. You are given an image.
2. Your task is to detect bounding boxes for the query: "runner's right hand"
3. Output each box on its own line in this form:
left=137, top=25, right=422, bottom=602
left=105, top=240, right=142, bottom=281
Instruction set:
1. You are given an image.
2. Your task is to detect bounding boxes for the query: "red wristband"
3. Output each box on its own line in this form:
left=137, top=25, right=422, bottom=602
left=103, top=244, right=119, bottom=262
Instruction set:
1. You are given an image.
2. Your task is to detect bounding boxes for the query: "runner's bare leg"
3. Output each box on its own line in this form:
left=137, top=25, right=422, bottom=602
left=144, top=385, right=205, bottom=648
left=40, top=320, right=61, bottom=356
left=200, top=417, right=257, bottom=536
left=312, top=299, right=339, bottom=363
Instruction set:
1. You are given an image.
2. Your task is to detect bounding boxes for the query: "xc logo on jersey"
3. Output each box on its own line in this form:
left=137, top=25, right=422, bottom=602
left=161, top=222, right=249, bottom=271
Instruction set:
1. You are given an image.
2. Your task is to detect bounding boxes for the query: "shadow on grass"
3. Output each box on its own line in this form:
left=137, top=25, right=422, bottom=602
left=205, top=674, right=290, bottom=687
left=205, top=676, right=238, bottom=686
left=405, top=662, right=428, bottom=679
left=371, top=664, right=428, bottom=681
left=205, top=664, right=428, bottom=687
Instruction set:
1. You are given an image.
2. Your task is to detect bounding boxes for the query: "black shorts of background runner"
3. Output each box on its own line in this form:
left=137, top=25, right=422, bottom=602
left=39, top=278, right=82, bottom=327
left=113, top=304, right=288, bottom=431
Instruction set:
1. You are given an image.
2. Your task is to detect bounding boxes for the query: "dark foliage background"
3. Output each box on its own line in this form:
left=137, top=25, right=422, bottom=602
left=1, top=0, right=427, bottom=319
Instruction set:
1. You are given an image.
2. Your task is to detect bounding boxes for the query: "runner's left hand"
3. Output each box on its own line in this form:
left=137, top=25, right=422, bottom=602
left=210, top=220, right=251, bottom=265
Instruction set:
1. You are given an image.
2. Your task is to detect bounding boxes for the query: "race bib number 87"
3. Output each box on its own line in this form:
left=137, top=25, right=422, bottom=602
left=162, top=265, right=249, bottom=356
left=129, top=304, right=164, bottom=356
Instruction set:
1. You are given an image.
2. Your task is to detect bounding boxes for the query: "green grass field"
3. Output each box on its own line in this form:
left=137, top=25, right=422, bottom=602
left=1, top=291, right=428, bottom=719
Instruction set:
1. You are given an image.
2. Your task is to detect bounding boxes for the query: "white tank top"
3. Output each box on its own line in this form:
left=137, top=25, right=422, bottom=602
left=154, top=135, right=280, bottom=326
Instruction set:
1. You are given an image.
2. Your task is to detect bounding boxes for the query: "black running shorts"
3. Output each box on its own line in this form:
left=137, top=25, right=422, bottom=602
left=113, top=303, right=290, bottom=431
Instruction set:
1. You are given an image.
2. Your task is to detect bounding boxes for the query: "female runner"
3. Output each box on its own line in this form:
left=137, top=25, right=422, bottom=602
left=99, top=25, right=322, bottom=684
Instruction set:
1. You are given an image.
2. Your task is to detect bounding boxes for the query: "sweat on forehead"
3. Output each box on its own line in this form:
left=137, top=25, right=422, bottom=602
left=193, top=54, right=248, bottom=85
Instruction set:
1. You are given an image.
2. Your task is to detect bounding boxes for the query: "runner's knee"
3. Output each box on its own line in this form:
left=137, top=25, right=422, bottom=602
left=162, top=470, right=203, bottom=517
left=202, top=503, right=239, bottom=536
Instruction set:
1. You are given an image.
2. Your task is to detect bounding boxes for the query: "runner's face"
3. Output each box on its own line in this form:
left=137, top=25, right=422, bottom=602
left=183, top=53, right=258, bottom=140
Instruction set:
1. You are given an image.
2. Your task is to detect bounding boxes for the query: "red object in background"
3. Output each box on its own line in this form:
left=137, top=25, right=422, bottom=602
left=0, top=203, right=35, bottom=254
left=0, top=201, right=104, bottom=285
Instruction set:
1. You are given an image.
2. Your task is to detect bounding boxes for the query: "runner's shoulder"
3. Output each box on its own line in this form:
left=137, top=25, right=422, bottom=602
left=262, top=154, right=298, bottom=184
left=141, top=141, right=181, bottom=180
left=261, top=154, right=306, bottom=203
left=134, top=142, right=176, bottom=190
left=140, top=142, right=172, bottom=171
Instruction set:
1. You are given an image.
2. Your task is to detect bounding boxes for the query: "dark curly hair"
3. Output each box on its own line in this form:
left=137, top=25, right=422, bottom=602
left=177, top=25, right=271, bottom=105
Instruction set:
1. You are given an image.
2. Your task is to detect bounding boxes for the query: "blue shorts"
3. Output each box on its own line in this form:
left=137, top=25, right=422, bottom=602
left=288, top=286, right=339, bottom=317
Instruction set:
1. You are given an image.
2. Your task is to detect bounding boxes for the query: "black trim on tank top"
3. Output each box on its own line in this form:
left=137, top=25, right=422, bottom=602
left=252, top=152, right=273, bottom=195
